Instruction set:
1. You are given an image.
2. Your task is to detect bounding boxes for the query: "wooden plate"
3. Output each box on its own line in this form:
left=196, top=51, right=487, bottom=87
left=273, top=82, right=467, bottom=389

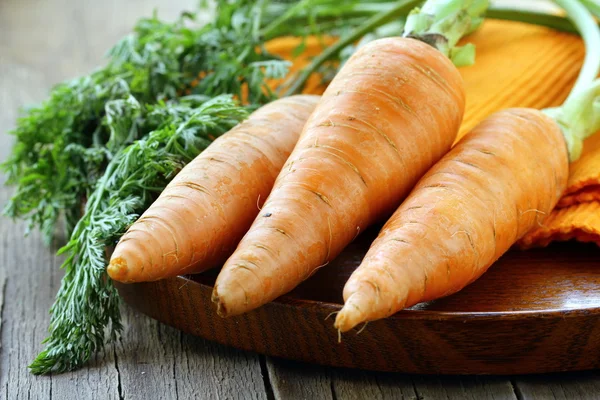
left=116, top=227, right=600, bottom=375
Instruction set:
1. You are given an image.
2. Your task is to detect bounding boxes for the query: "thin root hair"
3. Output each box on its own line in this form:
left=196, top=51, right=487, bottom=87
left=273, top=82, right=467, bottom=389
left=353, top=226, right=361, bottom=241
left=327, top=216, right=332, bottom=260
left=520, top=208, right=546, bottom=216
left=356, top=321, right=369, bottom=335
left=304, top=261, right=329, bottom=281
left=325, top=310, right=339, bottom=321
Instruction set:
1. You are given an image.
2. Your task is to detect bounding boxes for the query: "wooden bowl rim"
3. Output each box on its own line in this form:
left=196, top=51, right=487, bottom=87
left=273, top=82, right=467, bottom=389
left=172, top=275, right=600, bottom=322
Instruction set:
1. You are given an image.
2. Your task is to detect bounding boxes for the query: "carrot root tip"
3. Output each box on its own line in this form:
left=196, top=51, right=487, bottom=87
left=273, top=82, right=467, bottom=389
left=107, top=257, right=129, bottom=282
left=211, top=287, right=230, bottom=318
left=216, top=302, right=228, bottom=318
left=333, top=310, right=357, bottom=333
left=334, top=294, right=370, bottom=333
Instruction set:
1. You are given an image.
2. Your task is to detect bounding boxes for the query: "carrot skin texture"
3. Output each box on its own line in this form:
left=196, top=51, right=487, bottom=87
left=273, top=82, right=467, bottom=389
left=335, top=108, right=569, bottom=332
left=107, top=95, right=320, bottom=283
left=213, top=37, right=465, bottom=317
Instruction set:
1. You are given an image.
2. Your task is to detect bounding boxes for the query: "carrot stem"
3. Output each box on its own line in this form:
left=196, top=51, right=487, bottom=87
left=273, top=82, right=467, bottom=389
left=545, top=79, right=600, bottom=161
left=541, top=0, right=600, bottom=161
left=403, top=0, right=489, bottom=66
left=485, top=7, right=580, bottom=33
left=554, top=0, right=600, bottom=101
left=581, top=0, right=600, bottom=18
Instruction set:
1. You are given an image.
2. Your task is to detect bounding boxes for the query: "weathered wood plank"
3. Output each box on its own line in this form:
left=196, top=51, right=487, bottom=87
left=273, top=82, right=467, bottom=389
left=331, top=369, right=417, bottom=400
left=412, top=376, right=518, bottom=400
left=0, top=35, right=121, bottom=398
left=115, top=304, right=268, bottom=400
left=264, top=361, right=520, bottom=400
left=0, top=183, right=122, bottom=400
left=177, top=331, right=267, bottom=399
left=266, top=358, right=333, bottom=400
left=514, top=371, right=600, bottom=400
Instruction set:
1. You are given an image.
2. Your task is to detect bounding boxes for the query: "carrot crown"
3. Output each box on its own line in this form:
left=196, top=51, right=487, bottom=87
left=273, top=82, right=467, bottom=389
left=403, top=0, right=489, bottom=67
left=543, top=0, right=600, bottom=162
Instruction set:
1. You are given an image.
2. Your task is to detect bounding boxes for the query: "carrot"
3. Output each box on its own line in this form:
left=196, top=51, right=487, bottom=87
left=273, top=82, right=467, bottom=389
left=211, top=0, right=489, bottom=317
left=334, top=108, right=569, bottom=331
left=107, top=95, right=319, bottom=283
left=334, top=0, right=600, bottom=332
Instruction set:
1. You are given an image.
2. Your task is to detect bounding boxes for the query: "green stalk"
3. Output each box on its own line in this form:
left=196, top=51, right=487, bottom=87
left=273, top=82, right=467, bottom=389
left=283, top=0, right=421, bottom=96
left=270, top=5, right=597, bottom=38
left=545, top=79, right=600, bottom=162
left=581, top=0, right=600, bottom=18
left=402, top=0, right=489, bottom=67
left=260, top=1, right=402, bottom=40
left=555, top=0, right=600, bottom=100
left=261, top=0, right=313, bottom=39
left=543, top=0, right=600, bottom=161
left=486, top=7, right=579, bottom=34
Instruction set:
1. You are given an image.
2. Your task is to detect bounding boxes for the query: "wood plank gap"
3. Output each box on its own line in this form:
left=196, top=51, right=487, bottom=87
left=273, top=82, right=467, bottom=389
left=113, top=346, right=124, bottom=400
left=259, top=355, right=275, bottom=400
left=0, top=275, right=6, bottom=349
left=411, top=378, right=421, bottom=400
left=511, top=379, right=524, bottom=400
left=173, top=332, right=179, bottom=400
left=330, top=376, right=338, bottom=400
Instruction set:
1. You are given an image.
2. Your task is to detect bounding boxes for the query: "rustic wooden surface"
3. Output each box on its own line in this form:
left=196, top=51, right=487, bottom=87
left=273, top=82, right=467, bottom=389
left=1, top=0, right=599, bottom=399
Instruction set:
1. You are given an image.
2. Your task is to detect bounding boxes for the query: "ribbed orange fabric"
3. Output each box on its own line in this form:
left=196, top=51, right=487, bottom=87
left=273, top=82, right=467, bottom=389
left=519, top=202, right=600, bottom=247
left=267, top=20, right=599, bottom=248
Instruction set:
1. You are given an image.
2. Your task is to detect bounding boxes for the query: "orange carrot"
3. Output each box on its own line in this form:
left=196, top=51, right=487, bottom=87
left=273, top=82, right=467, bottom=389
left=212, top=36, right=466, bottom=317
left=335, top=0, right=600, bottom=331
left=107, top=95, right=319, bottom=283
left=334, top=108, right=569, bottom=331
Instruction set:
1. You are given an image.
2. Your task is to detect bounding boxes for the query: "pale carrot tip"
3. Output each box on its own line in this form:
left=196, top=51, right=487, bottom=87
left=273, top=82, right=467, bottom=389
left=333, top=308, right=360, bottom=333
left=211, top=287, right=229, bottom=318
left=107, top=257, right=129, bottom=282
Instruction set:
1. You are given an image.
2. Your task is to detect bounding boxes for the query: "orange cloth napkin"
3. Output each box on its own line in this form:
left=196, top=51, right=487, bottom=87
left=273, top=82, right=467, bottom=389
left=269, top=19, right=600, bottom=248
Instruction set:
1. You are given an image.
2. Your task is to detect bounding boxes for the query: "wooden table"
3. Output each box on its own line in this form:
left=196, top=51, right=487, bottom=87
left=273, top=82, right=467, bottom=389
left=1, top=0, right=599, bottom=398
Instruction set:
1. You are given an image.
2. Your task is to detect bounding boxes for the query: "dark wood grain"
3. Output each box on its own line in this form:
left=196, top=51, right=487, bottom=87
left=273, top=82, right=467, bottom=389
left=117, top=225, right=600, bottom=375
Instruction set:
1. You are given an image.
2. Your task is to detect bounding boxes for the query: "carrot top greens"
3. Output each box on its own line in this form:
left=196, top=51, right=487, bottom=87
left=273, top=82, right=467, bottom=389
left=29, top=95, right=247, bottom=374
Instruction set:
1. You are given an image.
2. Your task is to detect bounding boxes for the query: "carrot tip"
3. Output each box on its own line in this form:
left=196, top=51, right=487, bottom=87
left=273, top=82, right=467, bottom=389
left=211, top=287, right=229, bottom=318
left=334, top=296, right=368, bottom=333
left=333, top=311, right=358, bottom=333
left=107, top=257, right=129, bottom=282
